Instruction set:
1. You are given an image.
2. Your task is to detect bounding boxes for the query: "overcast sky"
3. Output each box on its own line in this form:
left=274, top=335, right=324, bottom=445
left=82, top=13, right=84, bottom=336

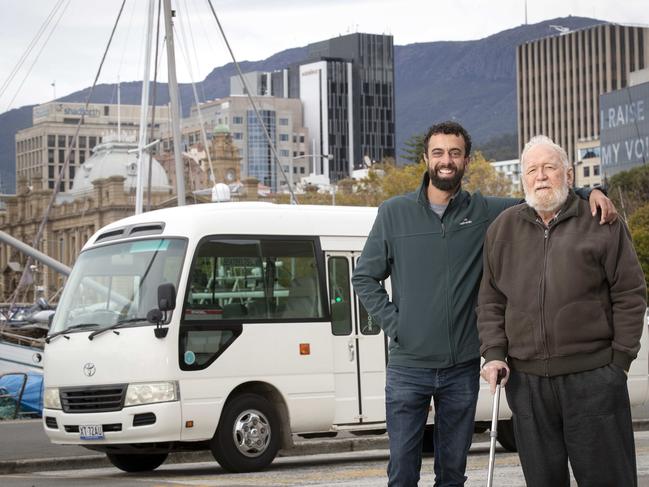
left=1, top=0, right=648, bottom=112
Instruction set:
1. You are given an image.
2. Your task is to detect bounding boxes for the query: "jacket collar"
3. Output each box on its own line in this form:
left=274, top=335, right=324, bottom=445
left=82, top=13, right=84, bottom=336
left=519, top=189, right=580, bottom=226
left=416, top=171, right=468, bottom=209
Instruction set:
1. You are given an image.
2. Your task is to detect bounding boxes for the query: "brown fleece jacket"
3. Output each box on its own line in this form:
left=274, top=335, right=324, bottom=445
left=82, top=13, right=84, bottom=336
left=477, top=190, right=647, bottom=376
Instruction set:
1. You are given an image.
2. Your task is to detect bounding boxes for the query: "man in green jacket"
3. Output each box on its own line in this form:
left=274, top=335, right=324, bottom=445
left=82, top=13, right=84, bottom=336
left=351, top=121, right=617, bottom=487
left=478, top=135, right=646, bottom=487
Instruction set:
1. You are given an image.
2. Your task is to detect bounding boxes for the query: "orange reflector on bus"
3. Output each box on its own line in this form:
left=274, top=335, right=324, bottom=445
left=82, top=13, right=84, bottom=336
left=300, top=343, right=311, bottom=355
left=185, top=421, right=194, bottom=428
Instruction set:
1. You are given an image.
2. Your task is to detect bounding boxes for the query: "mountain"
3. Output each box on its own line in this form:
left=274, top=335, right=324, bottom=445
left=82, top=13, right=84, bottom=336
left=0, top=17, right=605, bottom=193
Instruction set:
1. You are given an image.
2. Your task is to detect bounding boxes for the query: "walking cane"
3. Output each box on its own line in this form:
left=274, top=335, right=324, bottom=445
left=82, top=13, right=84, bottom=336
left=487, top=368, right=507, bottom=487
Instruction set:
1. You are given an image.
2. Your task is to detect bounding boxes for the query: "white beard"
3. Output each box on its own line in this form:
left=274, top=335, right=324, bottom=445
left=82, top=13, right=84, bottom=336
left=524, top=177, right=569, bottom=214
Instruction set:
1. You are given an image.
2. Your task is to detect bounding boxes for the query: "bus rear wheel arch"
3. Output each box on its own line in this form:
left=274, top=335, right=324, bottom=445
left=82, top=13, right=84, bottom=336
left=210, top=393, right=281, bottom=472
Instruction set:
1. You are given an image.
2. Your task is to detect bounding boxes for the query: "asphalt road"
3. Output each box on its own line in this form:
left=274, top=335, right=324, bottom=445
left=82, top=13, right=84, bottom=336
left=5, top=433, right=649, bottom=486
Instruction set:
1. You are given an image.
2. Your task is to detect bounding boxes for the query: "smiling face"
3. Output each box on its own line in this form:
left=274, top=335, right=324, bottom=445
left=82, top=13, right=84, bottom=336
left=522, top=144, right=574, bottom=214
left=424, top=133, right=469, bottom=192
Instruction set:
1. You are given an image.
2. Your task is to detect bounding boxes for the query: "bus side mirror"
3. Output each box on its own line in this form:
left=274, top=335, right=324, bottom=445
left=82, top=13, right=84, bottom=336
left=158, top=283, right=176, bottom=312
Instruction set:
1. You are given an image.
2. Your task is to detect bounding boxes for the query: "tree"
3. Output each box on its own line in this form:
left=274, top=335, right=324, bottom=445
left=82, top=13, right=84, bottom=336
left=462, top=151, right=513, bottom=197
left=608, top=165, right=649, bottom=220
left=400, top=132, right=426, bottom=165
left=628, top=203, right=649, bottom=298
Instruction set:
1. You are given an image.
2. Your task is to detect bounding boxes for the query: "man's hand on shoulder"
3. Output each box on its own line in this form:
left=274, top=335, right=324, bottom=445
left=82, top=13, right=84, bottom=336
left=589, top=188, right=618, bottom=225
left=480, top=360, right=509, bottom=394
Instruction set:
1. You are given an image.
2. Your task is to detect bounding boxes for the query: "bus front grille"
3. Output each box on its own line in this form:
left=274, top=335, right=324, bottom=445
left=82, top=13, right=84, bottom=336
left=60, top=384, right=127, bottom=413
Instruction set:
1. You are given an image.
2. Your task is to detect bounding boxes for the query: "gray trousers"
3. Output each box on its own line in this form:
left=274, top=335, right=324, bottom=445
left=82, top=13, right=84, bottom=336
left=505, top=365, right=636, bottom=487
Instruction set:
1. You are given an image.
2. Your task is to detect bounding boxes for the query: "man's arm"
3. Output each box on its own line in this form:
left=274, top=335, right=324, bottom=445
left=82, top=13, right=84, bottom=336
left=351, top=205, right=399, bottom=340
left=604, top=222, right=647, bottom=370
left=484, top=187, right=617, bottom=224
left=476, top=228, right=511, bottom=391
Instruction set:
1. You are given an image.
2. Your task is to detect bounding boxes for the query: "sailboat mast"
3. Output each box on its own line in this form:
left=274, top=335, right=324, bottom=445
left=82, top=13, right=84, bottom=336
left=135, top=0, right=155, bottom=215
left=163, top=0, right=186, bottom=206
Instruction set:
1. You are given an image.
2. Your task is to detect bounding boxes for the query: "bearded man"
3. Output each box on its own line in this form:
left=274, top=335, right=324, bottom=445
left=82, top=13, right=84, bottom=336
left=478, top=135, right=646, bottom=487
left=352, top=123, right=618, bottom=487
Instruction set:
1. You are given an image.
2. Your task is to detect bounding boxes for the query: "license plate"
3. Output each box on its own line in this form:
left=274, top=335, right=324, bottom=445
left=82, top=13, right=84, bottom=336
left=79, top=424, right=104, bottom=440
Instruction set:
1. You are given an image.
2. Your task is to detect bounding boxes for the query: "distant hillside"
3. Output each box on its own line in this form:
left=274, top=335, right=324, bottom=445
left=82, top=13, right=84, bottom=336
left=0, top=17, right=605, bottom=193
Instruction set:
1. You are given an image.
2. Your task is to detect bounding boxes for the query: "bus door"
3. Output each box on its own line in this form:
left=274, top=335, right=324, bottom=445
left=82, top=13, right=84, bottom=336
left=326, top=252, right=387, bottom=425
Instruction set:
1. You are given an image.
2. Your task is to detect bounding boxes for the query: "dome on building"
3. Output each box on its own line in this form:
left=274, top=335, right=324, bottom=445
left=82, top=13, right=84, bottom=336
left=67, top=137, right=171, bottom=197
left=213, top=124, right=230, bottom=134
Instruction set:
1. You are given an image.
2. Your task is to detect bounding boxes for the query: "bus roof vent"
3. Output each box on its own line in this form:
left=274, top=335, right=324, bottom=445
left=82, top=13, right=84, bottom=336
left=94, top=228, right=126, bottom=243
left=128, top=223, right=165, bottom=238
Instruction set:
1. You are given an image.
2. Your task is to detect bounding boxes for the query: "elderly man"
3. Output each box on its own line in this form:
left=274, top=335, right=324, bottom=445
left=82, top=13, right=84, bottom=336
left=478, top=135, right=647, bottom=487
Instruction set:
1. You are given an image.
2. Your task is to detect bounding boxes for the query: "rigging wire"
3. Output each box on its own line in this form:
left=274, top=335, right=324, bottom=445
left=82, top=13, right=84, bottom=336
left=0, top=0, right=65, bottom=102
left=173, top=5, right=216, bottom=184
left=205, top=0, right=298, bottom=204
left=4, top=0, right=72, bottom=112
left=8, top=0, right=128, bottom=309
left=181, top=0, right=206, bottom=104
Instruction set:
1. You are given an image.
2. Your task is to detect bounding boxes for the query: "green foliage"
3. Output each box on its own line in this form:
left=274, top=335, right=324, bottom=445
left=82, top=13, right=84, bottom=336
left=400, top=132, right=426, bottom=165
left=628, top=203, right=649, bottom=297
left=463, top=151, right=513, bottom=197
left=475, top=133, right=519, bottom=161
left=608, top=165, right=649, bottom=219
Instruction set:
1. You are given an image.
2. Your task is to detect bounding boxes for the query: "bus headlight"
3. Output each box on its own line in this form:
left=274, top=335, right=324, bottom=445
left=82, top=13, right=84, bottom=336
left=124, top=381, right=179, bottom=406
left=44, top=388, right=62, bottom=410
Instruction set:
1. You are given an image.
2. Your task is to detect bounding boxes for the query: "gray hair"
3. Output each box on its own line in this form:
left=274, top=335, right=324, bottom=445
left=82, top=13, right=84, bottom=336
left=521, top=135, right=570, bottom=170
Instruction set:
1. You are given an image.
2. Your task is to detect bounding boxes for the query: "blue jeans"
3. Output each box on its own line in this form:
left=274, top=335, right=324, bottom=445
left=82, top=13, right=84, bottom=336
left=385, top=359, right=480, bottom=487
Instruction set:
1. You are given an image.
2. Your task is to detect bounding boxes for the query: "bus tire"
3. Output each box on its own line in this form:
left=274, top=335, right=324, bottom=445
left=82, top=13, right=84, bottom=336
left=211, top=393, right=280, bottom=473
left=496, top=420, right=517, bottom=452
left=106, top=452, right=168, bottom=472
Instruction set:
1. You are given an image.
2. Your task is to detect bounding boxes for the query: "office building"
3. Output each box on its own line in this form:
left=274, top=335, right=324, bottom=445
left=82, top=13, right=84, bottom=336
left=296, top=33, right=395, bottom=182
left=15, top=101, right=169, bottom=193
left=517, top=24, right=649, bottom=165
left=175, top=96, right=308, bottom=192
left=490, top=159, right=521, bottom=194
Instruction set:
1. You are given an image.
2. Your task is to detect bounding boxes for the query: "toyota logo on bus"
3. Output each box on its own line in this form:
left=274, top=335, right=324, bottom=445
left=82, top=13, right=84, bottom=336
left=83, top=363, right=96, bottom=377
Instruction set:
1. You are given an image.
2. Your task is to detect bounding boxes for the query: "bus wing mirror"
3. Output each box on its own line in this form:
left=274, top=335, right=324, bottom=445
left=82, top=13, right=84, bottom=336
left=158, top=283, right=176, bottom=312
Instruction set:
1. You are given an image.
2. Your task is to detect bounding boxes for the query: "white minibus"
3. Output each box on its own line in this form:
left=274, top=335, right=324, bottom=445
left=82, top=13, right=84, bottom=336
left=42, top=202, right=649, bottom=473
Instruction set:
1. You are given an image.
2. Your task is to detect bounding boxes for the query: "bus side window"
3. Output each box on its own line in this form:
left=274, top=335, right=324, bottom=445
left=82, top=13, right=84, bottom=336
left=328, top=257, right=352, bottom=335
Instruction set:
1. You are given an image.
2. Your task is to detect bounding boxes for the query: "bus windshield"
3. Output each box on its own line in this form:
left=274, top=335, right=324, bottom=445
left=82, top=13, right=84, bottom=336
left=51, top=238, right=187, bottom=334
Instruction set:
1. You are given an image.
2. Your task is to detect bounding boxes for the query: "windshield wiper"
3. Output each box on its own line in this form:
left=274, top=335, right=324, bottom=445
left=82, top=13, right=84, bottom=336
left=88, top=317, right=150, bottom=341
left=46, top=323, right=100, bottom=344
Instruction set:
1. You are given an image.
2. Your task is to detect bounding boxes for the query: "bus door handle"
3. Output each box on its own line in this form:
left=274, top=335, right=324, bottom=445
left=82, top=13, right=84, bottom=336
left=347, top=341, right=355, bottom=361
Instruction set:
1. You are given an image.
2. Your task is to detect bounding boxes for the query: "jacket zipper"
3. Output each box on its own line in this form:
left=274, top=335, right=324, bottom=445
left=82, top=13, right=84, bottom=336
left=433, top=207, right=455, bottom=364
left=538, top=220, right=551, bottom=376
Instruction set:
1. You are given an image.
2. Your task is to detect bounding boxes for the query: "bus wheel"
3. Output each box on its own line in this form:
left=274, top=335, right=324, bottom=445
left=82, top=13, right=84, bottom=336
left=496, top=420, right=517, bottom=452
left=211, top=393, right=280, bottom=473
left=106, top=452, right=168, bottom=472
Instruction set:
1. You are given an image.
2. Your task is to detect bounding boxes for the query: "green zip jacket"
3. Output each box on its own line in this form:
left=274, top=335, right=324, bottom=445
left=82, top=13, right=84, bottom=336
left=351, top=173, right=516, bottom=368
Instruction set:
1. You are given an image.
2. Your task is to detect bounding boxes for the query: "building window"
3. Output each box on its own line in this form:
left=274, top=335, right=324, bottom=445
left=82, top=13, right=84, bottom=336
left=279, top=134, right=289, bottom=142
left=48, top=135, right=56, bottom=147
left=300, top=167, right=305, bottom=174
left=233, top=132, right=243, bottom=140
left=279, top=118, right=289, bottom=126
left=233, top=116, right=243, bottom=124
left=593, top=165, right=600, bottom=176
left=583, top=167, right=590, bottom=177
left=280, top=149, right=290, bottom=157
left=89, top=136, right=97, bottom=148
